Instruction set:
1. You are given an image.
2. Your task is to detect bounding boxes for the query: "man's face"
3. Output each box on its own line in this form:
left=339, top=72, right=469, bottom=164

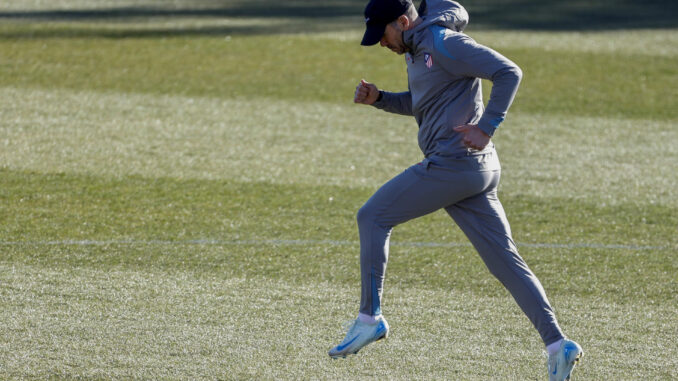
left=380, top=22, right=406, bottom=54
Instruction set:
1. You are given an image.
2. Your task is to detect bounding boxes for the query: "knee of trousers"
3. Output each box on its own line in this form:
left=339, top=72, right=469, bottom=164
left=356, top=202, right=376, bottom=228
left=357, top=200, right=389, bottom=230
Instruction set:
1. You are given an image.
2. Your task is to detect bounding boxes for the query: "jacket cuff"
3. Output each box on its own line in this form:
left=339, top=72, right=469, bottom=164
left=372, top=91, right=386, bottom=109
left=477, top=115, right=505, bottom=137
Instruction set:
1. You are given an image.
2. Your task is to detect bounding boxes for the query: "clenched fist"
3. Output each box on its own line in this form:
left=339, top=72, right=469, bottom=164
left=354, top=79, right=380, bottom=105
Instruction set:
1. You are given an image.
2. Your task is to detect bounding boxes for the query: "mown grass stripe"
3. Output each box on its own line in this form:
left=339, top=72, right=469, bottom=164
left=0, top=239, right=668, bottom=251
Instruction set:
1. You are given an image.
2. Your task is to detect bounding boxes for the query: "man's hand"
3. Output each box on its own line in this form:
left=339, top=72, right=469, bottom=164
left=354, top=79, right=380, bottom=105
left=453, top=124, right=491, bottom=151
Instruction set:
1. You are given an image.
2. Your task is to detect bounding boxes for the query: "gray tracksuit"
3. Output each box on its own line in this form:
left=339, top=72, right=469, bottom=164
left=358, top=0, right=564, bottom=345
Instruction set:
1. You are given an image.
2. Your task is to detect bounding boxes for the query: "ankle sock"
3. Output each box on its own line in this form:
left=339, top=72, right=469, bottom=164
left=546, top=339, right=564, bottom=356
left=358, top=313, right=380, bottom=324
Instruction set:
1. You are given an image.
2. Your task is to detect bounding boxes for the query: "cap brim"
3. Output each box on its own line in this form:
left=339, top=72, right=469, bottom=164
left=360, top=24, right=385, bottom=46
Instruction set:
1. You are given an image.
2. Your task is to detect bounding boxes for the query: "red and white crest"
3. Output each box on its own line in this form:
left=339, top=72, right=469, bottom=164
left=424, top=53, right=433, bottom=69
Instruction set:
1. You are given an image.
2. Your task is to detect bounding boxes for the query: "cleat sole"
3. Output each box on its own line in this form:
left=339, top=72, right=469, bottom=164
left=572, top=351, right=583, bottom=365
left=565, top=351, right=583, bottom=380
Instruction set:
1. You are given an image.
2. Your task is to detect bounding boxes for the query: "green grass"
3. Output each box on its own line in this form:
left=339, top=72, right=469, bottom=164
left=1, top=1, right=677, bottom=379
left=2, top=169, right=676, bottom=301
left=1, top=30, right=676, bottom=119
left=2, top=264, right=674, bottom=379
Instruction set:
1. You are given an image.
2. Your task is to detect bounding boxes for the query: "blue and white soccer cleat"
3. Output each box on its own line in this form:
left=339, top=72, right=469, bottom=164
left=548, top=339, right=584, bottom=381
left=328, top=316, right=389, bottom=358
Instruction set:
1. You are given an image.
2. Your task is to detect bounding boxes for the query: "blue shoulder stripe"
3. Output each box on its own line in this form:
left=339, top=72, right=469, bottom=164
left=429, top=25, right=456, bottom=60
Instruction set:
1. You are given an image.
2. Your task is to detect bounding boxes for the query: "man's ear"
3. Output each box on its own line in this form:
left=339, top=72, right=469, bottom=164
left=397, top=14, right=410, bottom=30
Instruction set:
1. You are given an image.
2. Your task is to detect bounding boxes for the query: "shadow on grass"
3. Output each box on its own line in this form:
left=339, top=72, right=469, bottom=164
left=0, top=0, right=676, bottom=39
left=0, top=2, right=361, bottom=20
left=469, top=0, right=678, bottom=30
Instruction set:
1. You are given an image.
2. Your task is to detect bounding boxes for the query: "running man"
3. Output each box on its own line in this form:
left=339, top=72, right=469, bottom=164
left=328, top=1, right=583, bottom=379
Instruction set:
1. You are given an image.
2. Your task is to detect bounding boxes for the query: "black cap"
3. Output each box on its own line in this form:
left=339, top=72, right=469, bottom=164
left=361, top=0, right=413, bottom=46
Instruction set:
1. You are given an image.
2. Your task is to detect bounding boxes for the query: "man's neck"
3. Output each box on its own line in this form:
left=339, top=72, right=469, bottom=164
left=408, top=17, right=423, bottom=30
left=402, top=17, right=422, bottom=52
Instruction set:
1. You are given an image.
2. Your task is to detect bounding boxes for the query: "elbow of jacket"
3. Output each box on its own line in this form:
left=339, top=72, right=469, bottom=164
left=494, top=65, right=523, bottom=85
left=509, top=65, right=523, bottom=84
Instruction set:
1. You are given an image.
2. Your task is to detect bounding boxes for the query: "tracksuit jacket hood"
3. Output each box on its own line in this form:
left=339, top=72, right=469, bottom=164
left=372, top=0, right=522, bottom=157
left=415, top=0, right=469, bottom=33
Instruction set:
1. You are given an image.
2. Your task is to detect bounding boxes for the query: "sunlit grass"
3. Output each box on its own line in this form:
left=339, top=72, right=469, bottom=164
left=1, top=1, right=677, bottom=379
left=2, top=87, right=676, bottom=207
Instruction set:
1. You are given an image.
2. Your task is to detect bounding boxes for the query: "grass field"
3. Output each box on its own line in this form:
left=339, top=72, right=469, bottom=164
left=1, top=0, right=677, bottom=379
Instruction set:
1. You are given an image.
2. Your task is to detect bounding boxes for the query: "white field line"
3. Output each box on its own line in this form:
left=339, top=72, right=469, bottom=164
left=0, top=239, right=670, bottom=251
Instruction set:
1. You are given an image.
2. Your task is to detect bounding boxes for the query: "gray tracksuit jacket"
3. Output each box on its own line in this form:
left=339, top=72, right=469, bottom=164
left=372, top=0, right=522, bottom=157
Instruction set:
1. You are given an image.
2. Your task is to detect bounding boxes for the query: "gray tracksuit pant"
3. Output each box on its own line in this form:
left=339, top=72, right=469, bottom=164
left=358, top=150, right=564, bottom=346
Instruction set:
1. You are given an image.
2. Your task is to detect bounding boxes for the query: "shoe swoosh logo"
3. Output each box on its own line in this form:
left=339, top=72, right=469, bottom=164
left=335, top=336, right=358, bottom=352
left=552, top=362, right=558, bottom=375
